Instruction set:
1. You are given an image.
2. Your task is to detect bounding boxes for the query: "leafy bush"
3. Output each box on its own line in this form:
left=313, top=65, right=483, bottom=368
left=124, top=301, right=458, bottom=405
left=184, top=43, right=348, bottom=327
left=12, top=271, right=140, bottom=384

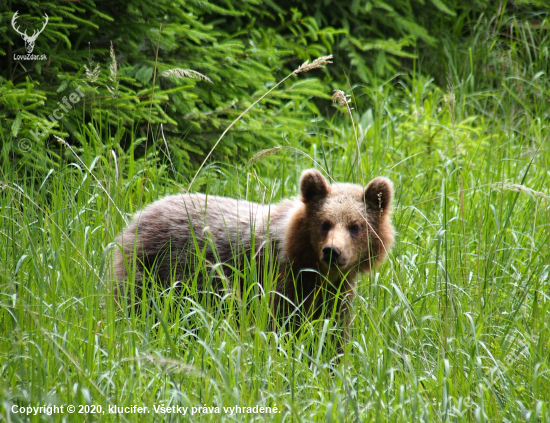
left=1, top=0, right=334, bottom=178
left=1, top=0, right=549, bottom=178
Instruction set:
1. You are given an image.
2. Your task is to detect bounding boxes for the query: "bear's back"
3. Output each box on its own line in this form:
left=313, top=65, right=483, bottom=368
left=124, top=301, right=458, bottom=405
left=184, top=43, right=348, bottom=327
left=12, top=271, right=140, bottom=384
left=113, top=193, right=294, bottom=286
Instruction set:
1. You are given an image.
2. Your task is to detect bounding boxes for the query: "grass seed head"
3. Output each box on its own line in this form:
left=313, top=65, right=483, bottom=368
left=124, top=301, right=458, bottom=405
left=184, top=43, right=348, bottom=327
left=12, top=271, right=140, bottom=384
left=294, top=55, right=333, bottom=74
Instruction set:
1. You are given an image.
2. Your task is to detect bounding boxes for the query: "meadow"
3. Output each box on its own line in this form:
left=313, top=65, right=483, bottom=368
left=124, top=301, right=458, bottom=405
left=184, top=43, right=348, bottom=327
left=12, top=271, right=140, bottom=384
left=2, top=5, right=550, bottom=423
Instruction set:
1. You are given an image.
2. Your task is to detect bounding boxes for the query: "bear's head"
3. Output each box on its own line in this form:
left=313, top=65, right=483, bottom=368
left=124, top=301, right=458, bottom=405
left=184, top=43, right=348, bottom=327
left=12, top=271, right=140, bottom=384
left=299, top=169, right=395, bottom=276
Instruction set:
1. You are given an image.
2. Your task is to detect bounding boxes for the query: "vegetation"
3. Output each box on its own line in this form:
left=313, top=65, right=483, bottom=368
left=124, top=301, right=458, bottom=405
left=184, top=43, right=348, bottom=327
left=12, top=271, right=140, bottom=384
left=1, top=0, right=550, bottom=421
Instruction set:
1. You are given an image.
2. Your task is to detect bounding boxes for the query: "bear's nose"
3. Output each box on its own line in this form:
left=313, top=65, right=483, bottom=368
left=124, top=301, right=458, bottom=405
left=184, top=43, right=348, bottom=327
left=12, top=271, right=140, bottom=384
left=322, top=246, right=341, bottom=264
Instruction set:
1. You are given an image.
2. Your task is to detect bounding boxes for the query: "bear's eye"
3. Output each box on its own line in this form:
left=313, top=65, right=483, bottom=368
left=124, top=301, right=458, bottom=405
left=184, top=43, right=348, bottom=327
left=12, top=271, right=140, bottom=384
left=320, top=221, right=332, bottom=232
left=349, top=223, right=360, bottom=235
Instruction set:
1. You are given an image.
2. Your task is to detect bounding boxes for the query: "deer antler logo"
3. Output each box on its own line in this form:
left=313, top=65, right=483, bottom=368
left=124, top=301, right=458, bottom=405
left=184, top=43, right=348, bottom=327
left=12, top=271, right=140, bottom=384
left=11, top=11, right=49, bottom=54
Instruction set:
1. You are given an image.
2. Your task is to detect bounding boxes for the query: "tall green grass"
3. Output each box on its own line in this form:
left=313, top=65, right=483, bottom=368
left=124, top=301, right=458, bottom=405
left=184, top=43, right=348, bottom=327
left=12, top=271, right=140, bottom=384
left=1, top=11, right=550, bottom=423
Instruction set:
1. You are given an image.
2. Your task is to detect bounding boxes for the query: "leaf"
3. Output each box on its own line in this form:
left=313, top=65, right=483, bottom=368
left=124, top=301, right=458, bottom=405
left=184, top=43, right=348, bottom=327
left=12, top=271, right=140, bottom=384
left=135, top=66, right=154, bottom=84
left=57, top=80, right=69, bottom=93
left=430, top=0, right=456, bottom=16
left=11, top=112, right=22, bottom=137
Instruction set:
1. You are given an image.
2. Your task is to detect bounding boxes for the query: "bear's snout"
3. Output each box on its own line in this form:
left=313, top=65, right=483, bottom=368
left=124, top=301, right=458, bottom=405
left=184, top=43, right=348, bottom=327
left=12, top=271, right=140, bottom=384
left=322, top=245, right=341, bottom=264
left=321, top=243, right=349, bottom=268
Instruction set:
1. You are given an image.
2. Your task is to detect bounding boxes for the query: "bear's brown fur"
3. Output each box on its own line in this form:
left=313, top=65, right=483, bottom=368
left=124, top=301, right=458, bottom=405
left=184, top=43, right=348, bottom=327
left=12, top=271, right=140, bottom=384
left=113, top=169, right=394, bottom=336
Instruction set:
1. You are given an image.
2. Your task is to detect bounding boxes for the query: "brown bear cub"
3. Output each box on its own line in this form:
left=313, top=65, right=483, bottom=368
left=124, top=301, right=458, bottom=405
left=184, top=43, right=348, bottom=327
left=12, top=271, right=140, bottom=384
left=113, top=169, right=394, bottom=337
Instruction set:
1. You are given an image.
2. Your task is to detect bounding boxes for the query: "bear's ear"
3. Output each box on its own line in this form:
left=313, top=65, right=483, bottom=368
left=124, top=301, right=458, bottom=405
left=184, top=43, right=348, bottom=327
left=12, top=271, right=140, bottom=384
left=364, top=177, right=393, bottom=214
left=300, top=169, right=330, bottom=203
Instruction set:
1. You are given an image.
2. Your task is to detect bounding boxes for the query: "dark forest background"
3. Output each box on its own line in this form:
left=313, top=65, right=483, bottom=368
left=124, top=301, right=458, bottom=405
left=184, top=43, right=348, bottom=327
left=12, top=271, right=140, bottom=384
left=2, top=0, right=549, bottom=178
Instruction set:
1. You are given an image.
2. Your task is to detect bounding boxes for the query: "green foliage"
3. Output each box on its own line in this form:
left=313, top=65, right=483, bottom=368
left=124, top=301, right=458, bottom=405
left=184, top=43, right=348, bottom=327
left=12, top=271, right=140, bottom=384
left=1, top=57, right=550, bottom=420
left=1, top=0, right=335, bottom=177
left=3, top=0, right=550, bottom=178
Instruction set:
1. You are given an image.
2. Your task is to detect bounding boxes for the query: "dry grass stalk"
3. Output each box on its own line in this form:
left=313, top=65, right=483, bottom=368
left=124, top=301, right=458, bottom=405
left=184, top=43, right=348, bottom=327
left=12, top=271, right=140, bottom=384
left=107, top=41, right=119, bottom=98
left=504, top=184, right=550, bottom=202
left=445, top=71, right=456, bottom=124
left=294, top=55, right=333, bottom=74
left=332, top=89, right=350, bottom=108
left=246, top=146, right=295, bottom=166
left=161, top=68, right=213, bottom=84
left=332, top=89, right=362, bottom=182
left=188, top=55, right=334, bottom=190
left=85, top=62, right=100, bottom=84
